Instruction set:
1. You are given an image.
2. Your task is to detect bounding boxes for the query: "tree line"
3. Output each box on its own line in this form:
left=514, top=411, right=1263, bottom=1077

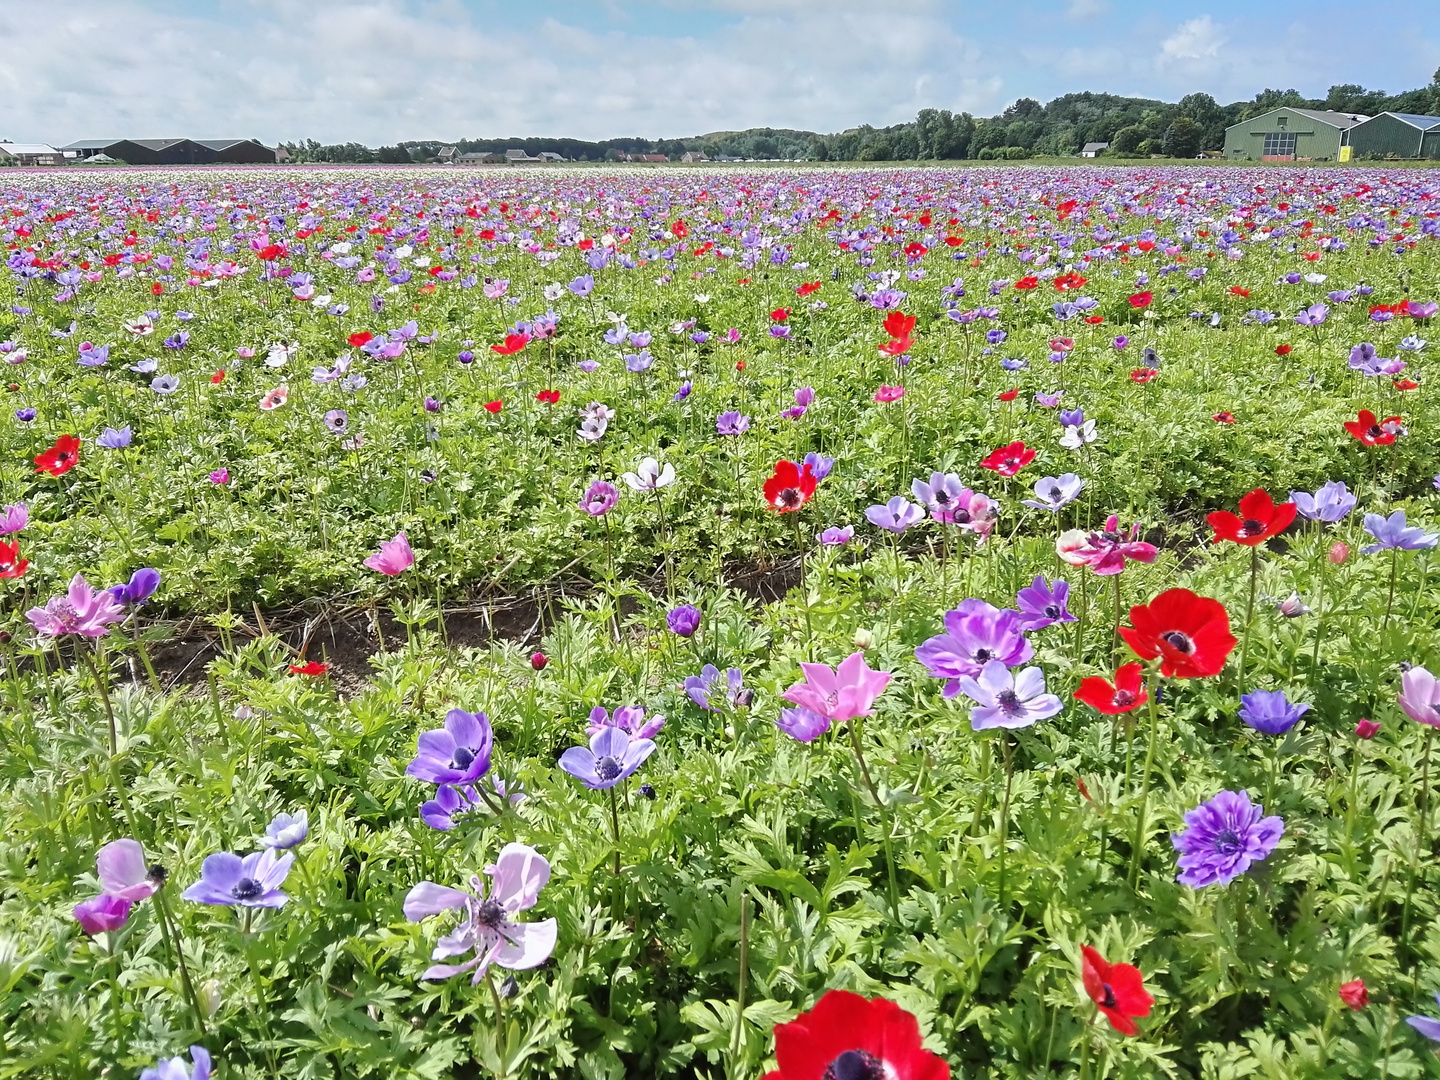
left=279, top=73, right=1440, bottom=165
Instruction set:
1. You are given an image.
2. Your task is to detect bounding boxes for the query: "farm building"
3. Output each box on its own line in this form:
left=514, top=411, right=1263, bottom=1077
left=195, top=139, right=278, bottom=164
left=1346, top=112, right=1440, bottom=160
left=1080, top=142, right=1108, bottom=157
left=62, top=138, right=276, bottom=165
left=1222, top=108, right=1368, bottom=161
left=0, top=143, right=64, bottom=166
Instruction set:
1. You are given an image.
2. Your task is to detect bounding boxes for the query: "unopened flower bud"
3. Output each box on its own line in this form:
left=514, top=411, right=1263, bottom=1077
left=529, top=651, right=548, bottom=671
left=853, top=627, right=875, bottom=650
left=639, top=783, right=657, bottom=800
left=1355, top=719, right=1381, bottom=739
left=1276, top=591, right=1310, bottom=618
left=148, top=864, right=168, bottom=886
left=199, top=978, right=223, bottom=1019
left=0, top=631, right=10, bottom=645
left=1329, top=541, right=1350, bottom=564
left=733, top=689, right=754, bottom=708
left=498, top=974, right=518, bottom=999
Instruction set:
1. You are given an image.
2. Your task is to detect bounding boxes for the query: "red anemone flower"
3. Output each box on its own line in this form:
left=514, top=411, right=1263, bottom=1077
left=979, top=440, right=1036, bottom=477
left=770, top=307, right=792, bottom=322
left=1395, top=379, right=1419, bottom=391
left=35, top=434, right=81, bottom=476
left=1275, top=344, right=1292, bottom=356
left=1054, top=272, right=1087, bottom=291
left=1119, top=587, right=1236, bottom=679
left=0, top=538, right=28, bottom=578
left=288, top=661, right=328, bottom=677
left=211, top=370, right=225, bottom=384
left=1213, top=411, right=1235, bottom=423
left=1129, top=368, right=1158, bottom=383
left=490, top=333, right=529, bottom=355
left=1127, top=291, right=1153, bottom=308
left=1014, top=275, right=1039, bottom=290
left=762, top=989, right=950, bottom=1080
left=997, top=387, right=1019, bottom=402
left=1344, top=408, right=1400, bottom=446
left=1338, top=979, right=1369, bottom=1011
left=1207, top=488, right=1297, bottom=546
left=878, top=336, right=913, bottom=356
left=796, top=281, right=822, bottom=296
left=256, top=244, right=286, bottom=261
left=347, top=331, right=374, bottom=348
left=483, top=400, right=504, bottom=413
left=151, top=282, right=164, bottom=295
left=1074, top=662, right=1148, bottom=715
left=763, top=460, right=817, bottom=513
left=1228, top=286, right=1251, bottom=298
left=883, top=312, right=916, bottom=340
left=1081, top=946, right=1154, bottom=1036
left=535, top=389, right=560, bottom=404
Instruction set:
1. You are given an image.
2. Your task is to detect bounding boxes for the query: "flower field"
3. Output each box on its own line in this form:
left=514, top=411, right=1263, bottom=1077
left=5, top=163, right=1440, bottom=1078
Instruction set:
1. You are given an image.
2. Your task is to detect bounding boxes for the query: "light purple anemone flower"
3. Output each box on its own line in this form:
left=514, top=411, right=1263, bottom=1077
left=262, top=810, right=308, bottom=850
left=420, top=784, right=485, bottom=830
left=403, top=843, right=557, bottom=983
left=139, top=1046, right=211, bottom=1080
left=818, top=525, right=854, bottom=545
left=26, top=574, right=126, bottom=638
left=685, top=665, right=749, bottom=711
left=406, top=710, right=494, bottom=785
left=865, top=496, right=926, bottom=533
left=1290, top=481, right=1355, bottom=524
left=97, top=426, right=132, bottom=449
left=1294, top=302, right=1328, bottom=327
left=559, top=726, right=655, bottom=789
left=587, top=705, right=665, bottom=740
left=1022, top=473, right=1083, bottom=512
left=776, top=706, right=830, bottom=743
left=914, top=599, right=1033, bottom=697
left=180, top=847, right=293, bottom=908
left=97, top=837, right=163, bottom=901
left=716, top=410, right=750, bottom=436
left=1361, top=511, right=1439, bottom=554
left=956, top=660, right=1063, bottom=731
left=911, top=472, right=973, bottom=523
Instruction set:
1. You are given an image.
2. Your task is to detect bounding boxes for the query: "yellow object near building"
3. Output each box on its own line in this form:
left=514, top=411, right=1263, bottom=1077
left=1339, top=146, right=1353, bottom=162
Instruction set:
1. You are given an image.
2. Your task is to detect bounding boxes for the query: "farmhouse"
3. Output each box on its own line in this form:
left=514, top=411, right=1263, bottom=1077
left=1222, top=108, right=1368, bottom=162
left=458, top=152, right=505, bottom=165
left=1080, top=142, right=1108, bottom=157
left=0, top=143, right=64, bottom=166
left=1346, top=112, right=1440, bottom=160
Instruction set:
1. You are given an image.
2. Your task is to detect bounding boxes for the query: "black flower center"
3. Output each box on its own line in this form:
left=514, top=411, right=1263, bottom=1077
left=476, top=898, right=506, bottom=929
left=451, top=745, right=476, bottom=770
left=596, top=756, right=623, bottom=781
left=934, top=490, right=952, bottom=506
left=1100, top=983, right=1118, bottom=1009
left=148, top=864, right=168, bottom=886
left=953, top=509, right=971, bottom=524
left=1213, top=828, right=1242, bottom=855
left=1044, top=604, right=1061, bottom=619
left=823, top=1049, right=886, bottom=1080
left=973, top=648, right=993, bottom=663
left=1366, top=425, right=1382, bottom=439
left=1240, top=518, right=1266, bottom=536
left=1160, top=630, right=1194, bottom=653
left=231, top=877, right=262, bottom=901
left=777, top=487, right=802, bottom=509
left=997, top=689, right=1024, bottom=714
left=1112, top=690, right=1135, bottom=708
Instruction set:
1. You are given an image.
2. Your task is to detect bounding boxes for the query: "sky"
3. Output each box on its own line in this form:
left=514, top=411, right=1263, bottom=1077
left=2, top=0, right=1437, bottom=147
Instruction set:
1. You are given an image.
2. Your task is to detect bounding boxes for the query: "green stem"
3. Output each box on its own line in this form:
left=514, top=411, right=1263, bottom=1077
left=1401, top=727, right=1434, bottom=944
left=1238, top=545, right=1258, bottom=691
left=1310, top=538, right=1328, bottom=672
left=1383, top=547, right=1399, bottom=630
left=79, top=643, right=118, bottom=758
left=1128, top=673, right=1163, bottom=889
left=998, top=732, right=1015, bottom=908
left=848, top=720, right=899, bottom=919
left=152, top=888, right=206, bottom=1035
left=791, top=512, right=813, bottom=641
left=487, top=969, right=511, bottom=1080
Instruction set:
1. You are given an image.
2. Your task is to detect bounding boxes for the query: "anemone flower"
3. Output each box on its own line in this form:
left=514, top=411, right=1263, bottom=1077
left=180, top=847, right=293, bottom=908
left=1081, top=947, right=1154, bottom=1036
left=139, top=1047, right=212, bottom=1080
left=760, top=990, right=949, bottom=1080
left=914, top=599, right=1032, bottom=697
left=1238, top=689, right=1310, bottom=735
left=865, top=497, right=925, bottom=533
left=1171, top=789, right=1283, bottom=887
left=26, top=574, right=126, bottom=638
left=559, top=726, right=655, bottom=790
left=956, top=660, right=1063, bottom=731
left=363, top=531, right=415, bottom=575
left=622, top=457, right=675, bottom=492
left=407, top=710, right=494, bottom=785
left=1022, top=473, right=1083, bottom=512
left=403, top=843, right=557, bottom=983
left=780, top=652, right=891, bottom=724
left=1119, top=588, right=1236, bottom=679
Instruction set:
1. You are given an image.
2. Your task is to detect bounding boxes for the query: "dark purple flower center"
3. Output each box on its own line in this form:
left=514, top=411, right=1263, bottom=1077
left=776, top=487, right=802, bottom=509
left=1100, top=983, right=1118, bottom=1009
left=1366, top=425, right=1382, bottom=439
left=451, top=745, right=476, bottom=771
left=231, top=877, right=262, bottom=901
left=1213, top=828, right=1242, bottom=855
left=1160, top=630, right=1194, bottom=653
left=934, top=490, right=953, bottom=506
left=1043, top=604, right=1061, bottom=619
left=148, top=864, right=168, bottom=885
left=1112, top=690, right=1136, bottom=708
left=596, top=756, right=623, bottom=782
left=997, top=689, right=1024, bottom=714
left=973, top=648, right=994, bottom=663
left=823, top=1049, right=886, bottom=1080
left=1240, top=518, right=1266, bottom=537
left=476, top=898, right=506, bottom=929
left=953, top=509, right=972, bottom=524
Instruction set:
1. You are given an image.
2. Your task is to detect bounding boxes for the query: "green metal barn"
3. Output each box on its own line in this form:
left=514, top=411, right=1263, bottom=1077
left=1222, top=108, right=1369, bottom=162
left=1347, top=112, right=1440, bottom=160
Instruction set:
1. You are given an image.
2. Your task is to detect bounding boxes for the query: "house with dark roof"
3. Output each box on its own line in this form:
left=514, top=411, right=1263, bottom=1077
left=1347, top=112, right=1440, bottom=160
left=1222, top=108, right=1369, bottom=161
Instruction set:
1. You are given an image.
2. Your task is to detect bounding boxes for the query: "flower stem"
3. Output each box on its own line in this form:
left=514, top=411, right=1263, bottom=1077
left=151, top=887, right=206, bottom=1035
left=486, top=969, right=511, bottom=1079
left=1127, top=673, right=1163, bottom=889
left=79, top=642, right=118, bottom=758
left=1401, top=726, right=1434, bottom=944
left=1383, top=546, right=1399, bottom=630
left=1111, top=572, right=1122, bottom=665
left=997, top=732, right=1015, bottom=908
left=790, top=512, right=813, bottom=641
left=1238, top=545, right=1259, bottom=691
left=1310, top=539, right=1328, bottom=672
left=847, top=720, right=899, bottom=919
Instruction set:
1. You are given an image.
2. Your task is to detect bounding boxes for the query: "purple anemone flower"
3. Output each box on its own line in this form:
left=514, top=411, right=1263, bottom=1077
left=685, top=665, right=749, bottom=711
left=1290, top=481, right=1355, bottom=524
left=580, top=480, right=619, bottom=517
left=139, top=1046, right=212, bottom=1080
left=1022, top=473, right=1083, bottom=512
left=667, top=604, right=701, bottom=637
left=403, top=843, right=557, bottom=982
left=26, top=574, right=126, bottom=638
left=1407, top=994, right=1440, bottom=1042
left=818, top=525, right=854, bottom=545
left=1171, top=789, right=1283, bottom=888
left=1361, top=510, right=1439, bottom=554
left=0, top=503, right=27, bottom=534
left=716, top=411, right=750, bottom=436
left=559, top=726, right=655, bottom=789
left=865, top=496, right=925, bottom=533
left=420, top=784, right=486, bottom=830
left=97, top=426, right=132, bottom=449
left=914, top=599, right=1032, bottom=697
left=1238, top=689, right=1310, bottom=736
left=180, top=847, right=293, bottom=908
left=955, top=660, right=1063, bottom=731
left=75, top=893, right=133, bottom=935
left=777, top=706, right=830, bottom=743
left=107, top=568, right=160, bottom=606
left=803, top=452, right=834, bottom=480
left=262, top=810, right=308, bottom=849
left=1015, top=575, right=1076, bottom=631
left=406, top=710, right=494, bottom=785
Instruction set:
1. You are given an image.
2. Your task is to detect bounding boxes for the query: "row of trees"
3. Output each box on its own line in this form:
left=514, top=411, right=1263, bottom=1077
left=281, top=72, right=1440, bottom=165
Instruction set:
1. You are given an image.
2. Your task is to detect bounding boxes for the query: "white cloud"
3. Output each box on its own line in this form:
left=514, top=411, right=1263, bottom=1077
left=1158, top=15, right=1226, bottom=65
